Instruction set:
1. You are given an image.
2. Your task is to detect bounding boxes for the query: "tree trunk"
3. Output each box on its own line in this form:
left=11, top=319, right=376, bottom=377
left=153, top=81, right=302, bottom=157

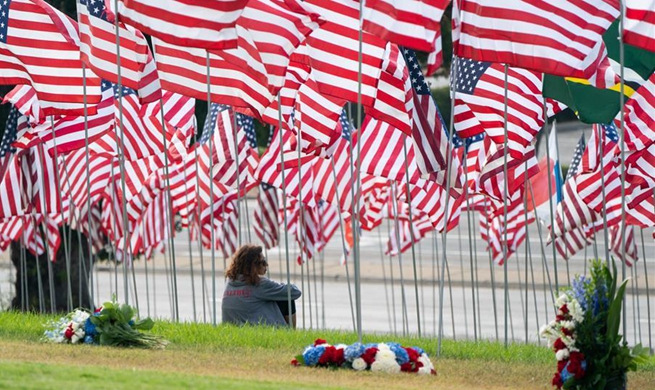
left=10, top=226, right=94, bottom=313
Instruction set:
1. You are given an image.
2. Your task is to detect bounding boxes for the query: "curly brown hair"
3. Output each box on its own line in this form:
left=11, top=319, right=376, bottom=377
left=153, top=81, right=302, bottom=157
left=225, top=244, right=266, bottom=285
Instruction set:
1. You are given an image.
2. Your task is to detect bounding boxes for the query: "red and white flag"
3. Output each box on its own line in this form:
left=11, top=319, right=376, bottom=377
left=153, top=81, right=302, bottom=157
left=456, top=0, right=619, bottom=79
left=624, top=0, right=655, bottom=52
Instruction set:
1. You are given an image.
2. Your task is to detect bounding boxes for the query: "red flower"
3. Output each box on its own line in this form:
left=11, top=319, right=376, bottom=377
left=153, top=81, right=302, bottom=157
left=559, top=305, right=569, bottom=314
left=553, top=338, right=567, bottom=351
left=334, top=348, right=345, bottom=366
left=566, top=352, right=586, bottom=380
left=405, top=347, right=420, bottom=362
left=557, top=360, right=567, bottom=373
left=569, top=351, right=584, bottom=363
left=430, top=369, right=437, bottom=375
left=94, top=306, right=103, bottom=314
left=314, top=338, right=327, bottom=346
left=318, top=346, right=337, bottom=365
left=400, top=361, right=423, bottom=373
left=64, top=325, right=74, bottom=340
left=290, top=359, right=299, bottom=366
left=552, top=373, right=563, bottom=389
left=561, top=328, right=573, bottom=337
left=361, top=347, right=378, bottom=366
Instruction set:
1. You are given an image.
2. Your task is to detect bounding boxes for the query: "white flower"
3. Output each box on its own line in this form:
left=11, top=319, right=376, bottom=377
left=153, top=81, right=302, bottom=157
left=418, top=355, right=434, bottom=370
left=71, top=310, right=90, bottom=324
left=417, top=366, right=432, bottom=375
left=560, top=320, right=575, bottom=330
left=352, top=358, right=367, bottom=371
left=555, top=293, right=569, bottom=307
left=335, top=344, right=348, bottom=350
left=371, top=359, right=401, bottom=374
left=568, top=300, right=584, bottom=323
left=555, top=349, right=570, bottom=361
left=375, top=349, right=396, bottom=362
left=377, top=343, right=390, bottom=351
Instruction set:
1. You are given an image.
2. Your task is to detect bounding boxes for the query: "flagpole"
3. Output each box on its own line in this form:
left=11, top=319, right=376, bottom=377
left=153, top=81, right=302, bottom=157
left=618, top=0, right=628, bottom=341
left=501, top=64, right=511, bottom=346
left=34, top=147, right=56, bottom=313
left=542, top=100, right=559, bottom=293
left=386, top=217, right=398, bottom=335
left=232, top=111, right=242, bottom=247
left=377, top=217, right=394, bottom=333
left=49, top=119, right=74, bottom=312
left=522, top=164, right=531, bottom=343
left=552, top=123, right=571, bottom=282
left=390, top=182, right=409, bottom=336
left=151, top=43, right=180, bottom=321
left=462, top=147, right=478, bottom=341
left=484, top=200, right=499, bottom=341
left=402, top=139, right=422, bottom=336
left=205, top=52, right=217, bottom=326
left=330, top=159, right=356, bottom=333
left=640, top=227, right=652, bottom=352
left=277, top=93, right=293, bottom=329
left=527, top=181, right=555, bottom=307
left=456, top=221, right=469, bottom=339
left=80, top=63, right=97, bottom=308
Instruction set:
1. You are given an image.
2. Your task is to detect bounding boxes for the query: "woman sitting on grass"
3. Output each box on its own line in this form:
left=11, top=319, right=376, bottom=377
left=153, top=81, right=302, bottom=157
left=222, top=244, right=301, bottom=327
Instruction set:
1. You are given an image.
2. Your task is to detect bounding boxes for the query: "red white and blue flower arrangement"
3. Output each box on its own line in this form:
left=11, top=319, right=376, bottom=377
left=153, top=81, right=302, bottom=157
left=540, top=260, right=648, bottom=390
left=292, top=339, right=436, bottom=375
left=43, top=297, right=167, bottom=349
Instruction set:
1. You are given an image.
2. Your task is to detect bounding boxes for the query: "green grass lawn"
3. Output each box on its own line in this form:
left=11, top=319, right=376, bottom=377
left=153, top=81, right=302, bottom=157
left=0, top=312, right=653, bottom=390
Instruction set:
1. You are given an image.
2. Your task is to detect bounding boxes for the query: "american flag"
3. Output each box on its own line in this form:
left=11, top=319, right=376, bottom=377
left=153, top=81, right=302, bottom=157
left=152, top=36, right=273, bottom=120
left=610, top=225, right=638, bottom=267
left=623, top=73, right=655, bottom=151
left=303, top=0, right=386, bottom=108
left=456, top=0, right=619, bottom=79
left=293, top=76, right=345, bottom=157
left=261, top=56, right=310, bottom=131
left=403, top=48, right=462, bottom=187
left=238, top=113, right=257, bottom=149
left=0, top=0, right=102, bottom=115
left=367, top=43, right=413, bottom=135
left=2, top=84, right=43, bottom=125
left=566, top=135, right=586, bottom=181
left=553, top=227, right=592, bottom=261
left=236, top=0, right=323, bottom=92
left=339, top=109, right=352, bottom=141
left=0, top=107, right=27, bottom=218
left=363, top=0, right=448, bottom=52
left=115, top=0, right=248, bottom=50
left=386, top=214, right=434, bottom=256
left=77, top=0, right=161, bottom=104
left=25, top=80, right=115, bottom=156
left=453, top=57, right=544, bottom=159
left=254, top=182, right=279, bottom=249
left=624, top=0, right=655, bottom=52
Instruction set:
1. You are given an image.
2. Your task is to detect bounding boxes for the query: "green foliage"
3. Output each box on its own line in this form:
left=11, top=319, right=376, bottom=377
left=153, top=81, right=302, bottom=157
left=431, top=87, right=451, bottom=128
left=89, top=297, right=166, bottom=349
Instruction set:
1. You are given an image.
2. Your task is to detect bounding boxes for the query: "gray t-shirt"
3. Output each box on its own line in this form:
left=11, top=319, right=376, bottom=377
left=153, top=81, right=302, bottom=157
left=221, top=276, right=301, bottom=326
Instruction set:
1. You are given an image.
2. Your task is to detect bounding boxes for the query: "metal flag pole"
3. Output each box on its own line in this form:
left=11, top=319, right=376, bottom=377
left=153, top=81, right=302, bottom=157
left=522, top=166, right=531, bottom=343
left=402, top=139, right=422, bottom=336
left=151, top=42, right=180, bottom=321
left=277, top=93, right=293, bottom=329
left=386, top=217, right=398, bottom=335
left=113, top=0, right=135, bottom=307
left=377, top=219, right=394, bottom=332
left=390, top=182, right=409, bottom=335
left=432, top=230, right=437, bottom=336
left=456, top=222, right=469, bottom=339
left=232, top=111, right=243, bottom=246
left=462, top=147, right=478, bottom=341
left=617, top=0, right=628, bottom=340
left=320, top=246, right=326, bottom=328
left=205, top=52, right=217, bottom=326
left=48, top=118, right=74, bottom=312
left=527, top=180, right=555, bottom=307
left=140, top=224, right=150, bottom=317
left=181, top=176, right=198, bottom=322
left=640, top=227, right=652, bottom=352
left=484, top=200, right=500, bottom=341
left=541, top=101, right=559, bottom=292
left=35, top=145, right=56, bottom=313
left=500, top=63, right=510, bottom=347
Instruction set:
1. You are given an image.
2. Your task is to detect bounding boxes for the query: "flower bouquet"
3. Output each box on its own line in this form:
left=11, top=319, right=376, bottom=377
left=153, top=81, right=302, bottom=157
left=292, top=339, right=436, bottom=375
left=43, top=298, right=167, bottom=349
left=540, top=260, right=649, bottom=390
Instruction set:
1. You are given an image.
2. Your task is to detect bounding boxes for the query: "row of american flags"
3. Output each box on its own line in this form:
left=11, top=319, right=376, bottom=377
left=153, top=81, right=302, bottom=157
left=0, top=0, right=653, bottom=270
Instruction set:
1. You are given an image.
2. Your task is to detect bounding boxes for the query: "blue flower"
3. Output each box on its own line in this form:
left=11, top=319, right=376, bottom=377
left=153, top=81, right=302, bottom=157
left=128, top=320, right=135, bottom=327
left=411, top=346, right=425, bottom=355
left=83, top=335, right=95, bottom=344
left=363, top=343, right=378, bottom=349
left=387, top=343, right=409, bottom=365
left=344, top=342, right=365, bottom=362
left=84, top=318, right=97, bottom=337
left=303, top=346, right=325, bottom=366
left=560, top=367, right=573, bottom=383
left=572, top=276, right=589, bottom=311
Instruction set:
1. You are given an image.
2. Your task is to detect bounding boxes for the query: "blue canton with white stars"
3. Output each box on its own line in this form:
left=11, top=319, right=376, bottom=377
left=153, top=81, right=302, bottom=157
left=113, top=83, right=136, bottom=99
left=401, top=48, right=430, bottom=96
left=339, top=108, right=352, bottom=141
left=237, top=113, right=257, bottom=149
left=565, top=134, right=586, bottom=181
left=199, top=103, right=229, bottom=144
left=0, top=106, right=20, bottom=157
left=452, top=58, right=492, bottom=95
left=80, top=0, right=110, bottom=22
left=601, top=123, right=619, bottom=144
left=0, top=0, right=12, bottom=44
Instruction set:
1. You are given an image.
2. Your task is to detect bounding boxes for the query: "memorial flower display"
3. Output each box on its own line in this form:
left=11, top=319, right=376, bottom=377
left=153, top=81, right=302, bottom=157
left=292, top=339, right=436, bottom=375
left=540, top=260, right=648, bottom=390
left=43, top=297, right=167, bottom=349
